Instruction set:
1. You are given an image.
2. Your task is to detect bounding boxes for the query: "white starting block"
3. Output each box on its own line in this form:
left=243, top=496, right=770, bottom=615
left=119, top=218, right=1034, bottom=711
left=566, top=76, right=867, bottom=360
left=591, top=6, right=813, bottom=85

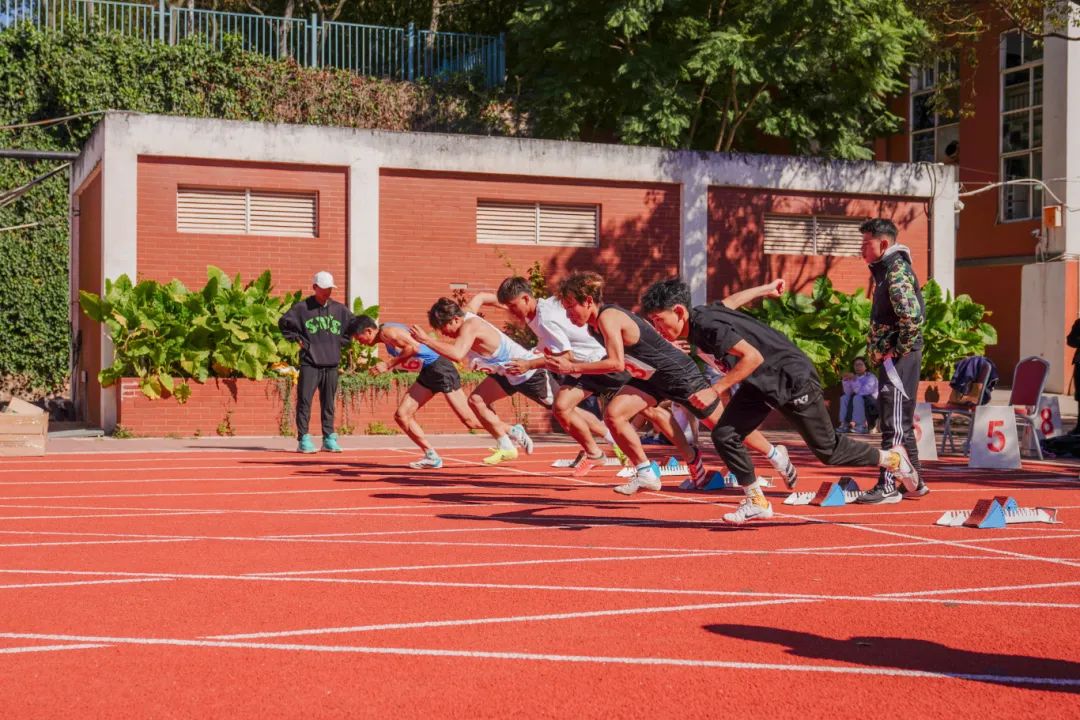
left=784, top=477, right=862, bottom=507
left=935, top=496, right=1061, bottom=528
left=616, top=456, right=689, bottom=478
left=551, top=457, right=623, bottom=468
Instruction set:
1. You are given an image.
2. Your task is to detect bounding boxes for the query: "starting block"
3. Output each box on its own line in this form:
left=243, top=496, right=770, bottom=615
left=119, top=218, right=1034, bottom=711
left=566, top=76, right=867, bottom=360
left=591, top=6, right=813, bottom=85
left=680, top=472, right=773, bottom=491
left=615, top=456, right=689, bottom=478
left=551, top=457, right=623, bottom=468
left=935, top=496, right=1061, bottom=528
left=784, top=477, right=861, bottom=506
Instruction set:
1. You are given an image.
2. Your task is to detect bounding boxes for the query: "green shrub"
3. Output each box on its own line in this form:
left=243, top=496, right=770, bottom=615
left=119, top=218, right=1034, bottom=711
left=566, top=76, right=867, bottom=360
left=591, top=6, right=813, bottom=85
left=78, top=266, right=301, bottom=400
left=745, top=277, right=997, bottom=386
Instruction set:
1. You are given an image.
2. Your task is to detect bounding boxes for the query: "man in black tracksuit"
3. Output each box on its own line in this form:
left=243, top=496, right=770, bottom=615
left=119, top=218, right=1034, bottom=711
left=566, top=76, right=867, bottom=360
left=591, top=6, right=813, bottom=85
left=278, top=271, right=361, bottom=453
left=641, top=279, right=920, bottom=524
left=859, top=218, right=929, bottom=503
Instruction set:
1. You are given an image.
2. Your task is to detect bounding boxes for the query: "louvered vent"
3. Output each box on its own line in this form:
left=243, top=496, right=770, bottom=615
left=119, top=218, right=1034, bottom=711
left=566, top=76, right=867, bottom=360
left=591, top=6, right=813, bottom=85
left=477, top=201, right=598, bottom=247
left=763, top=214, right=863, bottom=257
left=177, top=188, right=317, bottom=237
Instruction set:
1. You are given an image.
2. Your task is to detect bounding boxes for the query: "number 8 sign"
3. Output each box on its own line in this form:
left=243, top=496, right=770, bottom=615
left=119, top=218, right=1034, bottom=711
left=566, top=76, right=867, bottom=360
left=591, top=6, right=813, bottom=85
left=968, top=405, right=1021, bottom=470
left=1036, top=395, right=1064, bottom=439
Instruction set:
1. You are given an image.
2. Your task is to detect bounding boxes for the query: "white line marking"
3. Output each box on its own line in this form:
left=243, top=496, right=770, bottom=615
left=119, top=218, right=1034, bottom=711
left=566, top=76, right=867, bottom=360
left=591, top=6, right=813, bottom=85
left=879, top=580, right=1080, bottom=598
left=0, top=643, right=111, bottom=654
left=209, top=598, right=812, bottom=640
left=0, top=578, right=170, bottom=590
left=1, top=632, right=1078, bottom=686
left=0, top=484, right=486, bottom=501
left=0, top=538, right=197, bottom=548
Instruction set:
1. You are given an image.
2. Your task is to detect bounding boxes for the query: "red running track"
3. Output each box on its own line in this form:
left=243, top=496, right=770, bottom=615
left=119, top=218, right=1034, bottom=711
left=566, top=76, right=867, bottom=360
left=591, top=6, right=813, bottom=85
left=0, top=442, right=1078, bottom=718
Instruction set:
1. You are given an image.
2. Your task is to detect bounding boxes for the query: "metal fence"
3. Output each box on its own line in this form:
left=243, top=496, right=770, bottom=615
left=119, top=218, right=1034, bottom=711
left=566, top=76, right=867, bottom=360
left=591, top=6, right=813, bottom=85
left=0, top=0, right=505, bottom=85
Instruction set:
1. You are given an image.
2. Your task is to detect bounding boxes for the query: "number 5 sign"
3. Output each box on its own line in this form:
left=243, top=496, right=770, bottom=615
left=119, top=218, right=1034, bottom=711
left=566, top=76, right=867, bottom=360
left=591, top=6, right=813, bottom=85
left=968, top=405, right=1021, bottom=470
left=913, top=402, right=938, bottom=461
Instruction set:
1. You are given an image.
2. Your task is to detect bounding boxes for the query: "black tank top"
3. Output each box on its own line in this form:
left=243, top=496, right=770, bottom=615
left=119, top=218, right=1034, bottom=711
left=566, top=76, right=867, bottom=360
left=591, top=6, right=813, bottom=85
left=589, top=304, right=702, bottom=383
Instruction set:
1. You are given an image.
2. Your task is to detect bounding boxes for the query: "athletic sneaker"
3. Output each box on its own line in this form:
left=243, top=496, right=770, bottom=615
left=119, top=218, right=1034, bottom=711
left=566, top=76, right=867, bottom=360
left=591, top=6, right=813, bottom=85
left=408, top=450, right=443, bottom=470
left=899, top=479, right=930, bottom=498
left=614, top=462, right=662, bottom=495
left=723, top=498, right=774, bottom=524
left=322, top=433, right=343, bottom=453
left=882, top=445, right=920, bottom=493
left=509, top=424, right=534, bottom=454
left=768, top=445, right=799, bottom=489
left=686, top=448, right=708, bottom=489
left=297, top=434, right=317, bottom=454
left=571, top=453, right=605, bottom=478
left=855, top=483, right=901, bottom=504
left=483, top=447, right=519, bottom=465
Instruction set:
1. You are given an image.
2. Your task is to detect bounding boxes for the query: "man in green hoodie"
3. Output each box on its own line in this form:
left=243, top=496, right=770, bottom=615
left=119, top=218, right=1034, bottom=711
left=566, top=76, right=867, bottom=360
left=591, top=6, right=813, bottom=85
left=278, top=271, right=361, bottom=453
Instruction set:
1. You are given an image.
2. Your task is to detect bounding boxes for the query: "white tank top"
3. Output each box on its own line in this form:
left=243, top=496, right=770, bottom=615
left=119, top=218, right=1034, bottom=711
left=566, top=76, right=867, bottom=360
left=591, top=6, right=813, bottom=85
left=463, top=312, right=540, bottom=386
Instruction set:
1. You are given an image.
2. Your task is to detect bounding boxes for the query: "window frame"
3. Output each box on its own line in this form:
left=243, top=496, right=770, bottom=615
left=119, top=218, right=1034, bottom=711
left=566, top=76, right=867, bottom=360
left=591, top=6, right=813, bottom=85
left=909, top=58, right=960, bottom=165
left=999, top=30, right=1044, bottom=223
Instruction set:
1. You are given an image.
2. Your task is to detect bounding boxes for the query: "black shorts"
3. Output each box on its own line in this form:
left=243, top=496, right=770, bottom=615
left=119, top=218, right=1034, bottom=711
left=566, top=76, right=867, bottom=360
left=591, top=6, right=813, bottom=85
left=626, top=373, right=719, bottom=421
left=415, top=357, right=462, bottom=395
left=560, top=371, right=630, bottom=401
left=492, top=369, right=557, bottom=408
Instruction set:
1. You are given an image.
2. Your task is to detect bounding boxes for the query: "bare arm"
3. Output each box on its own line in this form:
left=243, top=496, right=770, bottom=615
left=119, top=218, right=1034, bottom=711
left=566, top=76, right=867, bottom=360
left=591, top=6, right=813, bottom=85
left=464, top=292, right=502, bottom=315
left=546, top=312, right=628, bottom=375
left=379, top=325, right=420, bottom=370
left=720, top=279, right=785, bottom=310
left=410, top=320, right=478, bottom=364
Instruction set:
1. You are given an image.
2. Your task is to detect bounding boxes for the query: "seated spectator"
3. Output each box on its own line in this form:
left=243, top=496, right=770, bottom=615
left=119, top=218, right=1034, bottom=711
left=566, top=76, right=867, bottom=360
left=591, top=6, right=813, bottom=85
left=837, top=357, right=879, bottom=434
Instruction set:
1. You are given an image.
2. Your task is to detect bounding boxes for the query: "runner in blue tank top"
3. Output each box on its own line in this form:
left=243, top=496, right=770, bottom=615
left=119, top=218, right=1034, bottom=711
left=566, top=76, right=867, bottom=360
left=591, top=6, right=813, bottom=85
left=354, top=317, right=482, bottom=469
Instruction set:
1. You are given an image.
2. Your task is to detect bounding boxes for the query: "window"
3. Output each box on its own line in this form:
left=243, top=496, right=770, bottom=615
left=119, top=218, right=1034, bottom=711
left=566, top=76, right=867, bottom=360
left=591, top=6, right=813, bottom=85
left=177, top=188, right=318, bottom=237
left=763, top=214, right=863, bottom=257
left=910, top=59, right=960, bottom=163
left=1000, top=30, right=1043, bottom=221
left=476, top=201, right=599, bottom=247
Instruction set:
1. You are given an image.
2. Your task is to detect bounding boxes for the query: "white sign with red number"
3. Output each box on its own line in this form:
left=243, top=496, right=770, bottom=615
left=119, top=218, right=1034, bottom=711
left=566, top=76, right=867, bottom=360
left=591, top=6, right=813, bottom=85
left=1036, top=395, right=1064, bottom=439
left=913, top=402, right=938, bottom=462
left=623, top=355, right=656, bottom=381
left=968, top=404, right=1021, bottom=470
left=398, top=356, right=424, bottom=372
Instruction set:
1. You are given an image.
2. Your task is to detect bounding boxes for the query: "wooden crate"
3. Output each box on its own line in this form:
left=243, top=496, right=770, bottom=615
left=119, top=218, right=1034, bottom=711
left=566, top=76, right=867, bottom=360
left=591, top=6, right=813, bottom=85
left=0, top=398, right=48, bottom=457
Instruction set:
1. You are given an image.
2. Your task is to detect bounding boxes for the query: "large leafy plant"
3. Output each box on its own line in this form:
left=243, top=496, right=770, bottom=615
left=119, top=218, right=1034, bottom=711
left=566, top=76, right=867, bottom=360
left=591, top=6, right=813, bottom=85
left=745, top=277, right=996, bottom=386
left=343, top=297, right=381, bottom=373
left=79, top=267, right=301, bottom=400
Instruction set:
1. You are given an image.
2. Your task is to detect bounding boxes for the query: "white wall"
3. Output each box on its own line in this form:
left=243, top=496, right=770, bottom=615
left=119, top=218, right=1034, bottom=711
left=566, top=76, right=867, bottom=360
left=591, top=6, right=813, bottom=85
left=1020, top=262, right=1067, bottom=393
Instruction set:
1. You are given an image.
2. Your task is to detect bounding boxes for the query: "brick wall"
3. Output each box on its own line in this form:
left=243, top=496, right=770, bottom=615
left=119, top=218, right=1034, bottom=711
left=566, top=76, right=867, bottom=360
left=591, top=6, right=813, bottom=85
left=75, top=170, right=103, bottom=426
left=378, top=169, right=681, bottom=330
left=706, top=188, right=931, bottom=300
left=136, top=157, right=348, bottom=296
left=116, top=377, right=552, bottom=437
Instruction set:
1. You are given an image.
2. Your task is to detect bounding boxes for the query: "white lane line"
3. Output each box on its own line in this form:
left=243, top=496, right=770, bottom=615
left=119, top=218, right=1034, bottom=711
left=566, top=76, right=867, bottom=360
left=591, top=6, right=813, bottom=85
left=1, top=632, right=1079, bottom=686
left=0, top=484, right=487, bottom=501
left=247, top=550, right=728, bottom=577
left=0, top=643, right=111, bottom=654
left=208, top=598, right=811, bottom=640
left=0, top=538, right=197, bottom=548
left=0, top=463, right=285, bottom=476
left=879, top=580, right=1080, bottom=598
left=780, top=532, right=1080, bottom=553
left=436, top=452, right=1080, bottom=568
left=0, top=578, right=171, bottom=590
left=808, top=504, right=1080, bottom=518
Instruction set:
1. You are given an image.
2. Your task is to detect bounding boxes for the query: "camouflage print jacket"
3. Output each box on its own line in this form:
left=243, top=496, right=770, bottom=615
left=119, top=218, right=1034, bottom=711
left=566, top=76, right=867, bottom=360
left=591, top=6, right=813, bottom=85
left=867, top=244, right=925, bottom=361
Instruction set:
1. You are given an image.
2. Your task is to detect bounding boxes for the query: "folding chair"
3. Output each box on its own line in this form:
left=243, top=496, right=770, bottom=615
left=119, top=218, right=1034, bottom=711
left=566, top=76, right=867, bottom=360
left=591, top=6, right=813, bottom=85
left=933, top=357, right=993, bottom=454
left=936, top=356, right=1049, bottom=459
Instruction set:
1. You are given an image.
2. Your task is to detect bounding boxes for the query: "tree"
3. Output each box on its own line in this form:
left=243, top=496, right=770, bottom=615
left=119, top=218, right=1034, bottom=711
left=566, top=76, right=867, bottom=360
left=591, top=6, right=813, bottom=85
left=509, top=0, right=926, bottom=159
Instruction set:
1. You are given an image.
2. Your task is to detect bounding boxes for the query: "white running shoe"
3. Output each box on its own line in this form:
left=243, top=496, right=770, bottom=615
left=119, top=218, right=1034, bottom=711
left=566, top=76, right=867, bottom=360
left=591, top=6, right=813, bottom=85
left=614, top=462, right=662, bottom=495
left=408, top=452, right=443, bottom=470
left=768, top=445, right=799, bottom=489
left=884, top=445, right=920, bottom=493
left=509, top=424, right=535, bottom=454
left=723, top=498, right=774, bottom=525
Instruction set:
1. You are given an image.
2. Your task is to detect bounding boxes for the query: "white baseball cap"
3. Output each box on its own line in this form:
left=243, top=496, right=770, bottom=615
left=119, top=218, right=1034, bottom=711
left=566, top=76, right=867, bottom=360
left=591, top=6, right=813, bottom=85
left=313, top=271, right=336, bottom=289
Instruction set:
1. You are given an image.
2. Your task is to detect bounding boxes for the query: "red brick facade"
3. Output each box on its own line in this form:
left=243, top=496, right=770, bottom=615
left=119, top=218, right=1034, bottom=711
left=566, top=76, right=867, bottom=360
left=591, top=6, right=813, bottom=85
left=116, top=377, right=551, bottom=437
left=74, top=169, right=103, bottom=426
left=378, top=169, right=681, bottom=329
left=136, top=157, right=348, bottom=296
left=706, top=188, right=930, bottom=301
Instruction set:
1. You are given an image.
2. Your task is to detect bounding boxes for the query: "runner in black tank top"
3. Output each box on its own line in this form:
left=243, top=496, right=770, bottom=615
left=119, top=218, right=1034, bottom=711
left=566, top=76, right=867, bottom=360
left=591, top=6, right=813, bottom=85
left=590, top=305, right=717, bottom=420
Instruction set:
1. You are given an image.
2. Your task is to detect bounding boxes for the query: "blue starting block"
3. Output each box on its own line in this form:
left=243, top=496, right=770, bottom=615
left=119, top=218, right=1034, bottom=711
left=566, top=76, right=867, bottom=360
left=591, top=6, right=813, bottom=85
left=703, top=471, right=737, bottom=490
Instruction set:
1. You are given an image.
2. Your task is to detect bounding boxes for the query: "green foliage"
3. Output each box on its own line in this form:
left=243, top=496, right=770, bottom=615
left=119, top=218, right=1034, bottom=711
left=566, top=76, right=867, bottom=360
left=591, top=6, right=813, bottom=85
left=494, top=249, right=548, bottom=348
left=364, top=420, right=399, bottom=436
left=0, top=23, right=525, bottom=398
left=746, top=277, right=997, bottom=386
left=510, top=0, right=925, bottom=158
left=78, top=267, right=302, bottom=400
left=343, top=297, right=381, bottom=373
left=919, top=279, right=999, bottom=382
